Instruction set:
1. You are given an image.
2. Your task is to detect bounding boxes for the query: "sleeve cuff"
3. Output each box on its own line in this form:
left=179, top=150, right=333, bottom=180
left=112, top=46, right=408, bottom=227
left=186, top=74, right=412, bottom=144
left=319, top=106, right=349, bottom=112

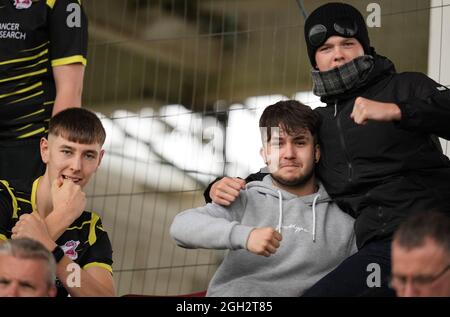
left=83, top=262, right=113, bottom=274
left=51, top=55, right=87, bottom=67
left=229, top=224, right=254, bottom=250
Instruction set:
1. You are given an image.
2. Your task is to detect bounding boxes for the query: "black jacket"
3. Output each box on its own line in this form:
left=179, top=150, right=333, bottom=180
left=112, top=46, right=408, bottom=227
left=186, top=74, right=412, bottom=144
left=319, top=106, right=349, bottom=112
left=204, top=54, right=450, bottom=249
left=314, top=53, right=450, bottom=248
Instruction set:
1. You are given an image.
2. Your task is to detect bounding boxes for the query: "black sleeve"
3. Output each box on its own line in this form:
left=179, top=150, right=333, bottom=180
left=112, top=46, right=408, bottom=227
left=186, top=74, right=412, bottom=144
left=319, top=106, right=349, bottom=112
left=397, top=74, right=450, bottom=140
left=48, top=0, right=88, bottom=66
left=0, top=191, right=13, bottom=241
left=82, top=217, right=113, bottom=272
left=202, top=171, right=267, bottom=203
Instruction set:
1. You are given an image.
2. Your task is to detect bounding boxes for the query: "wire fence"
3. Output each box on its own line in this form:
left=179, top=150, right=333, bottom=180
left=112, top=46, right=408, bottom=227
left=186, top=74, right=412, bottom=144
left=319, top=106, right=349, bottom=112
left=80, top=0, right=448, bottom=296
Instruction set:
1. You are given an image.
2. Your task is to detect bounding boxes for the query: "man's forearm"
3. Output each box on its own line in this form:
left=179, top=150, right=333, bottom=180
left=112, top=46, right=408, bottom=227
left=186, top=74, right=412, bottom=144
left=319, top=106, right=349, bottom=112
left=56, top=257, right=115, bottom=297
left=45, top=210, right=75, bottom=241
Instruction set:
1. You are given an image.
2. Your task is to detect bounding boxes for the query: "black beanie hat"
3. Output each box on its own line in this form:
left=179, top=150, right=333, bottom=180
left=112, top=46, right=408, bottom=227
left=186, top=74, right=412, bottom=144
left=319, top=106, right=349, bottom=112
left=304, top=2, right=371, bottom=67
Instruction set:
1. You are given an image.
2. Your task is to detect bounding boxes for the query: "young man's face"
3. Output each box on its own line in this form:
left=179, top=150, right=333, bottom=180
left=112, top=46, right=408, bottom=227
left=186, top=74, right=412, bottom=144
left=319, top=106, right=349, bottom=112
left=41, top=134, right=104, bottom=189
left=263, top=127, right=319, bottom=187
left=315, top=36, right=365, bottom=71
left=391, top=237, right=450, bottom=297
left=0, top=255, right=56, bottom=297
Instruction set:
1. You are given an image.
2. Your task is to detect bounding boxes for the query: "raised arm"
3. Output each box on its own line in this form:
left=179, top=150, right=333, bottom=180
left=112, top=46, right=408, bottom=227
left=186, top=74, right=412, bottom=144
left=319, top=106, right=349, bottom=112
left=351, top=74, right=450, bottom=139
left=52, top=64, right=85, bottom=115
left=170, top=201, right=252, bottom=250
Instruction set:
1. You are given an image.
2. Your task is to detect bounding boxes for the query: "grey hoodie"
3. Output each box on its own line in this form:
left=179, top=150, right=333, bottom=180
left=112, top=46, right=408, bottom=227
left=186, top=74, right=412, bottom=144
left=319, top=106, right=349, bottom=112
left=170, top=175, right=357, bottom=297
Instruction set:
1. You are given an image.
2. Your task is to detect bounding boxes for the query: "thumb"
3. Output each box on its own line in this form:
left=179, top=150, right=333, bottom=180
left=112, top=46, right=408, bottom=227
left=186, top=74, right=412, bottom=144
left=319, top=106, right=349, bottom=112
left=53, top=177, right=63, bottom=189
left=236, top=178, right=247, bottom=188
left=32, top=211, right=43, bottom=220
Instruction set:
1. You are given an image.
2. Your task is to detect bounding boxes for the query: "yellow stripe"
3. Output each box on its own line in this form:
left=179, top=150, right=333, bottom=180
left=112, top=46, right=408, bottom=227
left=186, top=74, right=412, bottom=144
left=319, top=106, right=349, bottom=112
left=0, top=82, right=42, bottom=100
left=46, top=0, right=56, bottom=9
left=0, top=234, right=8, bottom=241
left=14, top=124, right=33, bottom=132
left=14, top=108, right=45, bottom=121
left=83, top=262, right=113, bottom=273
left=0, top=69, right=47, bottom=84
left=31, top=178, right=40, bottom=212
left=0, top=180, right=18, bottom=219
left=88, top=213, right=100, bottom=245
left=44, top=100, right=54, bottom=105
left=51, top=55, right=87, bottom=67
left=16, top=197, right=31, bottom=204
left=20, top=42, right=49, bottom=53
left=17, top=58, right=48, bottom=70
left=46, top=0, right=82, bottom=8
left=0, top=49, right=48, bottom=66
left=66, top=220, right=91, bottom=231
left=9, top=90, right=44, bottom=105
left=17, top=127, right=45, bottom=139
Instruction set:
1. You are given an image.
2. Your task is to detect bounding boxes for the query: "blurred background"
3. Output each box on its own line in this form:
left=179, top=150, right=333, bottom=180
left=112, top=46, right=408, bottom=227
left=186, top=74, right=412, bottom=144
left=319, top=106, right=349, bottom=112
left=80, top=0, right=450, bottom=296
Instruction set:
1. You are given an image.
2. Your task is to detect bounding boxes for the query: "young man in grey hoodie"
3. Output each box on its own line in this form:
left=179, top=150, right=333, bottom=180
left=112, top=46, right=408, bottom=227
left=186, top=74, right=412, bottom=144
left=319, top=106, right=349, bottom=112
left=170, top=100, right=356, bottom=297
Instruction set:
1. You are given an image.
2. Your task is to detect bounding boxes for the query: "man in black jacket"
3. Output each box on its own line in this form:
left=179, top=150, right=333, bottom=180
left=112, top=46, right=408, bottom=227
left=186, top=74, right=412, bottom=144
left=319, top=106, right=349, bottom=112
left=204, top=2, right=450, bottom=296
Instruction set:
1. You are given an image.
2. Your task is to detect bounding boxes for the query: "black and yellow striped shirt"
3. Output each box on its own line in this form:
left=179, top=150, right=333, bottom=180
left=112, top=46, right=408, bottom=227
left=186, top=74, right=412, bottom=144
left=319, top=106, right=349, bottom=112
left=0, top=0, right=87, bottom=140
left=0, top=177, right=113, bottom=297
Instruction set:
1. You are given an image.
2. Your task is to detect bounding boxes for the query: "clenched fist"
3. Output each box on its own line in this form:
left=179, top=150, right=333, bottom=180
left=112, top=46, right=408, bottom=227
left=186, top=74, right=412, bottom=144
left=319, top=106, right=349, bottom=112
left=51, top=177, right=86, bottom=223
left=246, top=227, right=282, bottom=257
left=351, top=97, right=401, bottom=125
left=211, top=177, right=246, bottom=206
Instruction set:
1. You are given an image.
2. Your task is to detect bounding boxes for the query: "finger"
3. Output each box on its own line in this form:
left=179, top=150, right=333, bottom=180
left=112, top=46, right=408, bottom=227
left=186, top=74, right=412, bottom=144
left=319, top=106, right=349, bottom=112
left=273, top=231, right=282, bottom=241
left=217, top=191, right=239, bottom=204
left=271, top=238, right=280, bottom=248
left=265, top=244, right=277, bottom=254
left=232, top=178, right=247, bottom=189
left=219, top=186, right=240, bottom=198
left=53, top=177, right=63, bottom=189
left=32, top=211, right=43, bottom=220
left=19, top=214, right=30, bottom=221
left=219, top=181, right=243, bottom=194
left=212, top=198, right=231, bottom=206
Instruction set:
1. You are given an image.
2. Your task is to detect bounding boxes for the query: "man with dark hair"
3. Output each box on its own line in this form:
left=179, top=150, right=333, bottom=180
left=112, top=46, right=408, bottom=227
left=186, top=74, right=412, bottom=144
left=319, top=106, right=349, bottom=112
left=0, top=238, right=57, bottom=297
left=171, top=100, right=356, bottom=297
left=206, top=2, right=450, bottom=296
left=391, top=211, right=450, bottom=297
left=0, top=108, right=115, bottom=297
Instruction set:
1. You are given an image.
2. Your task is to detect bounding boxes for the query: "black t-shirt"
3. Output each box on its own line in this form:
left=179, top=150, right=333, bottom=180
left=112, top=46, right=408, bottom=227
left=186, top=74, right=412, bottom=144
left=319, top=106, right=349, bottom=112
left=0, top=0, right=88, bottom=140
left=0, top=177, right=113, bottom=297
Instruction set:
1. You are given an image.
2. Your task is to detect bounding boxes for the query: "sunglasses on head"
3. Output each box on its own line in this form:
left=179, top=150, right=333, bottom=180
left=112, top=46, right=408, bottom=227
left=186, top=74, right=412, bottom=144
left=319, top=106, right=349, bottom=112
left=308, top=19, right=358, bottom=47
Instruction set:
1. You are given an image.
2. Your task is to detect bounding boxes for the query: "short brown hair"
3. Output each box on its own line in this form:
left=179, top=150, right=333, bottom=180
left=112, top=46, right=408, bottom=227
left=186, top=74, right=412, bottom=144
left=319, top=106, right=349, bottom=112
left=48, top=108, right=106, bottom=145
left=259, top=100, right=320, bottom=144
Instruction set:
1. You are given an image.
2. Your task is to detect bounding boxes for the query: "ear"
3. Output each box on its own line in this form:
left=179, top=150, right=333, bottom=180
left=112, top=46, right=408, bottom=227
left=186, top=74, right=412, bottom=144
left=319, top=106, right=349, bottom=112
left=314, top=143, right=321, bottom=163
left=40, top=137, right=49, bottom=164
left=96, top=149, right=105, bottom=170
left=48, top=285, right=57, bottom=297
left=260, top=146, right=268, bottom=165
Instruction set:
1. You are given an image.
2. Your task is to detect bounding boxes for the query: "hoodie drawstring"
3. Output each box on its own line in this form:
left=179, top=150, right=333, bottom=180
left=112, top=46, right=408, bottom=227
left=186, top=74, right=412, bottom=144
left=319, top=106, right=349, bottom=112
left=312, top=194, right=320, bottom=242
left=277, top=190, right=320, bottom=241
left=277, top=190, right=283, bottom=234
